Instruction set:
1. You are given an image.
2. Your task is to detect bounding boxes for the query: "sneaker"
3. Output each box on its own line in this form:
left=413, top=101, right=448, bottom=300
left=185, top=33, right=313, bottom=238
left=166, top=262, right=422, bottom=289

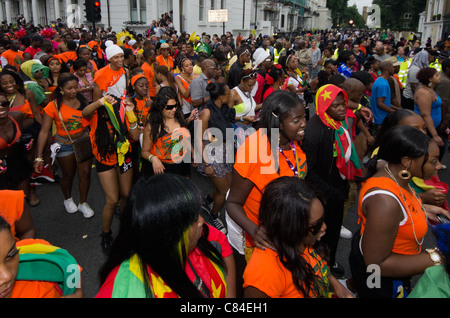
left=31, top=164, right=55, bottom=183
left=340, top=226, right=353, bottom=239
left=78, top=202, right=94, bottom=218
left=331, top=262, right=345, bottom=279
left=100, top=231, right=113, bottom=255
left=64, top=198, right=78, bottom=213
left=207, top=213, right=227, bottom=235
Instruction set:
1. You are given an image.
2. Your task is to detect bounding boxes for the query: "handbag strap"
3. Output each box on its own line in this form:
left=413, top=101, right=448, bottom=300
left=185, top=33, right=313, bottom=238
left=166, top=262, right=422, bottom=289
left=55, top=100, right=74, bottom=144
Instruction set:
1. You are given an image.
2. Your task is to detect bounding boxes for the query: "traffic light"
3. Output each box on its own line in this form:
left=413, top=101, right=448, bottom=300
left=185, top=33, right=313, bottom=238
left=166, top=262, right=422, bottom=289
left=94, top=1, right=101, bottom=22
left=84, top=0, right=95, bottom=23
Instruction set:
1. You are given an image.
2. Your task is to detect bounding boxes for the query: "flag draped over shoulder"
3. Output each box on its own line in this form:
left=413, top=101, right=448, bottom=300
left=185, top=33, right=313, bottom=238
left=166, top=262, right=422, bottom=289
left=103, top=99, right=130, bottom=166
left=16, top=239, right=80, bottom=296
left=315, top=84, right=362, bottom=180
left=110, top=253, right=227, bottom=298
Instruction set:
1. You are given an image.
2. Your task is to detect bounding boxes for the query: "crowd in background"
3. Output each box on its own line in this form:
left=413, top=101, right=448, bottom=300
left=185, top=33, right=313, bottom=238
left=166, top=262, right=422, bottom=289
left=1, top=11, right=450, bottom=299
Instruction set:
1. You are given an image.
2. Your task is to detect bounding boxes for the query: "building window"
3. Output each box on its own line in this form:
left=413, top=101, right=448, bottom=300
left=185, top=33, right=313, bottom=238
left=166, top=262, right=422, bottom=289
left=211, top=0, right=215, bottom=10
left=199, top=0, right=204, bottom=21
left=403, top=13, right=411, bottom=19
left=130, top=0, right=146, bottom=21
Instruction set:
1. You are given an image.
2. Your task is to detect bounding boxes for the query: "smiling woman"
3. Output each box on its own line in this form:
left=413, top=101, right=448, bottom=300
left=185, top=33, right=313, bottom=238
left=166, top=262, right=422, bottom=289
left=226, top=90, right=308, bottom=266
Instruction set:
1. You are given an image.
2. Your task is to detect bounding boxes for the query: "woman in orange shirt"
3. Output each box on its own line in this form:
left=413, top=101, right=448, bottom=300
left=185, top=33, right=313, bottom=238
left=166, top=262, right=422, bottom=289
left=140, top=87, right=190, bottom=178
left=226, top=90, right=308, bottom=262
left=34, top=73, right=96, bottom=218
left=128, top=74, right=152, bottom=182
left=243, top=177, right=353, bottom=298
left=43, top=56, right=62, bottom=101
left=82, top=85, right=140, bottom=255
left=0, top=70, right=42, bottom=206
left=349, top=125, right=447, bottom=298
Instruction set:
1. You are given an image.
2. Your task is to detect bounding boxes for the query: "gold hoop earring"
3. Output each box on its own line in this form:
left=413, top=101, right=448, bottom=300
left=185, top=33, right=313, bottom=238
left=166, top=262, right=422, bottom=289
left=398, top=168, right=411, bottom=180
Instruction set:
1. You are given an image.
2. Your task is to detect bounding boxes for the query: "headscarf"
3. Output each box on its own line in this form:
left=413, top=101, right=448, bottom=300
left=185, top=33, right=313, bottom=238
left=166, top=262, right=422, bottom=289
left=87, top=40, right=103, bottom=59
left=315, top=84, right=362, bottom=180
left=19, top=60, right=49, bottom=82
left=19, top=60, right=49, bottom=105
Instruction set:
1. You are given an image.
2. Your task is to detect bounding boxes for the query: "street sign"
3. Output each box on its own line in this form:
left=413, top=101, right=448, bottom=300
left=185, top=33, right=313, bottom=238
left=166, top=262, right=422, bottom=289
left=208, top=9, right=228, bottom=23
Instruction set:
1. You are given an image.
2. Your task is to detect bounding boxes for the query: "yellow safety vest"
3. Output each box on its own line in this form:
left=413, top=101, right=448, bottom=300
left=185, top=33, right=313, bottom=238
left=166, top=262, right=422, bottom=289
left=430, top=59, right=442, bottom=73
left=398, top=58, right=411, bottom=86
left=274, top=48, right=285, bottom=64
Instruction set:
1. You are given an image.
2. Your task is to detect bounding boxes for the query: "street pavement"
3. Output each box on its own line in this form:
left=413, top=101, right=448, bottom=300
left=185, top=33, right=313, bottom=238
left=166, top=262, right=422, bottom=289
left=29, top=148, right=450, bottom=298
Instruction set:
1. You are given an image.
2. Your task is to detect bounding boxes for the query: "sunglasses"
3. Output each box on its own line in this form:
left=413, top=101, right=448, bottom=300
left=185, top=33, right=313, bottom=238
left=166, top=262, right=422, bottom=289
left=305, top=215, right=325, bottom=235
left=0, top=100, right=10, bottom=107
left=165, top=104, right=178, bottom=110
left=241, top=72, right=257, bottom=80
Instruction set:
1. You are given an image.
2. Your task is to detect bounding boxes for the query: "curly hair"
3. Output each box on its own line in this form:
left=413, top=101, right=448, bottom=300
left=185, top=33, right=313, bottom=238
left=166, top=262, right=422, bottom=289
left=416, top=67, right=438, bottom=86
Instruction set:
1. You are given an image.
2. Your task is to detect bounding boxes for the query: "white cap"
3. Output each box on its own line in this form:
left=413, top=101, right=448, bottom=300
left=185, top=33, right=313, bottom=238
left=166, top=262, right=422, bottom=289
left=252, top=47, right=270, bottom=67
left=105, top=42, right=124, bottom=60
left=128, top=40, right=136, bottom=46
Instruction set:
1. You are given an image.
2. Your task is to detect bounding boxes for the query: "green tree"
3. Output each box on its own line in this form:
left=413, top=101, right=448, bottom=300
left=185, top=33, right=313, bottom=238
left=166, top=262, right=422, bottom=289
left=373, top=0, right=426, bottom=30
left=327, top=0, right=366, bottom=28
left=326, top=0, right=349, bottom=27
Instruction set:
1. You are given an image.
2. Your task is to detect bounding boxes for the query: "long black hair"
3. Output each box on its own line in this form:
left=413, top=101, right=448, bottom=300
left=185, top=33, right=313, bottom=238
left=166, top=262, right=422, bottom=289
left=99, top=174, right=226, bottom=297
left=259, top=176, right=328, bottom=297
left=94, top=94, right=128, bottom=159
left=148, top=86, right=187, bottom=144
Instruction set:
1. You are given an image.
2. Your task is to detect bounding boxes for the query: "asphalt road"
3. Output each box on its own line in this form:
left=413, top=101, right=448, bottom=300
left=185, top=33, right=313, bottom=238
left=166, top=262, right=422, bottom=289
left=29, top=148, right=450, bottom=299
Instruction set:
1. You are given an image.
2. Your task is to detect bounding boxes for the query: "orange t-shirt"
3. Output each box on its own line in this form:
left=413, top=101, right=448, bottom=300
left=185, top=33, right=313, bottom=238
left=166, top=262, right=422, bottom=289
left=11, top=280, right=62, bottom=298
left=1, top=49, right=24, bottom=69
left=0, top=190, right=25, bottom=240
left=234, top=130, right=307, bottom=247
left=134, top=98, right=150, bottom=125
left=141, top=62, right=156, bottom=97
left=243, top=245, right=329, bottom=298
left=44, top=101, right=85, bottom=137
left=176, top=74, right=191, bottom=103
left=357, top=176, right=428, bottom=255
left=10, top=100, right=33, bottom=119
left=93, top=65, right=125, bottom=93
left=156, top=55, right=174, bottom=71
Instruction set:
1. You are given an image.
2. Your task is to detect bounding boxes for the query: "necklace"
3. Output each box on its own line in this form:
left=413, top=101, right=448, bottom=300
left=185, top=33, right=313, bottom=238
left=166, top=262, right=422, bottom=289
left=278, top=140, right=299, bottom=178
left=384, top=163, right=427, bottom=247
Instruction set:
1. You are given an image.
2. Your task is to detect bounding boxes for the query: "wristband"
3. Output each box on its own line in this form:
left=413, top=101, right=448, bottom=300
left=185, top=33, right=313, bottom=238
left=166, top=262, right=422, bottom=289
left=353, top=104, right=362, bottom=113
left=240, top=116, right=244, bottom=122
left=129, top=122, right=138, bottom=129
left=148, top=155, right=154, bottom=162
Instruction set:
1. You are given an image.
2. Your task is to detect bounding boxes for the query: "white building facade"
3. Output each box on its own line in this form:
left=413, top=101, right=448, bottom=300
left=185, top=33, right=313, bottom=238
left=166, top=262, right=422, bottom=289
left=0, top=0, right=332, bottom=36
left=418, top=0, right=447, bottom=45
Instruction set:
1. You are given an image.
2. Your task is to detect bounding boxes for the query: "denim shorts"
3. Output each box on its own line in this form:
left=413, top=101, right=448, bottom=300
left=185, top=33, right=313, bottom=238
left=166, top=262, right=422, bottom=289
left=55, top=142, right=74, bottom=158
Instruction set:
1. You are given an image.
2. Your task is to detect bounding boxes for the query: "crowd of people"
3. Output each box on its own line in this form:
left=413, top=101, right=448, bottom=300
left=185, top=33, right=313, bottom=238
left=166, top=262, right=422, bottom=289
left=1, top=16, right=450, bottom=299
